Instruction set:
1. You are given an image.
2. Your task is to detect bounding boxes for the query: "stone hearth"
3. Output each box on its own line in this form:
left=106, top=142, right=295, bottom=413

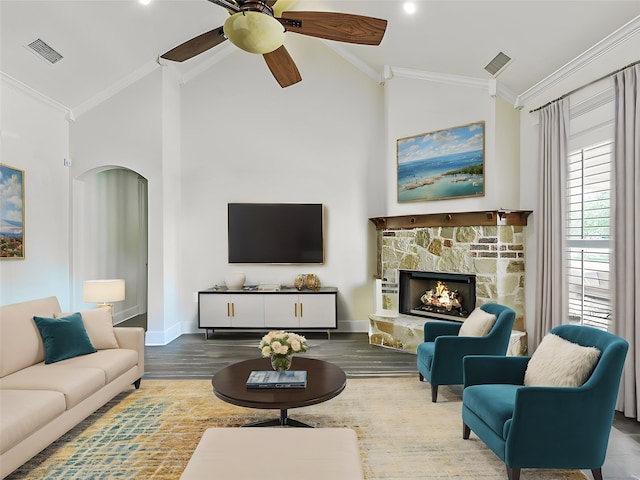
left=368, top=211, right=531, bottom=354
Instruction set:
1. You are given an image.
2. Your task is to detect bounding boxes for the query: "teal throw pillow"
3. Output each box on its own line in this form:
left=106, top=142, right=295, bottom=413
left=33, top=313, right=97, bottom=364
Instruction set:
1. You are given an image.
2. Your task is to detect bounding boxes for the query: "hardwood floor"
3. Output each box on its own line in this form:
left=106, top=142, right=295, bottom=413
left=120, top=315, right=640, bottom=480
left=143, top=331, right=418, bottom=379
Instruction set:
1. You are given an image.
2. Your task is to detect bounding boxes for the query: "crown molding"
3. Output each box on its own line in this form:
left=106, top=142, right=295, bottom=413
left=387, top=66, right=490, bottom=91
left=496, top=82, right=518, bottom=106
left=1, top=71, right=73, bottom=121
left=384, top=66, right=518, bottom=103
left=72, top=60, right=161, bottom=119
left=515, top=15, right=640, bottom=109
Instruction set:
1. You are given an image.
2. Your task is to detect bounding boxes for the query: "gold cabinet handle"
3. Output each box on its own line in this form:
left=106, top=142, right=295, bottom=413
left=299, top=302, right=303, bottom=317
left=294, top=303, right=297, bottom=317
left=231, top=303, right=235, bottom=317
left=227, top=302, right=230, bottom=317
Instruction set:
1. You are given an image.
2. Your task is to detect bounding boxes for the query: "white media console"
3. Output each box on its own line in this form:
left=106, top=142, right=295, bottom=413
left=198, top=287, right=338, bottom=339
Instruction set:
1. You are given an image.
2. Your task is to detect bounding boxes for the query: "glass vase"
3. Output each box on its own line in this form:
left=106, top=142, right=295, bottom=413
left=271, top=354, right=293, bottom=371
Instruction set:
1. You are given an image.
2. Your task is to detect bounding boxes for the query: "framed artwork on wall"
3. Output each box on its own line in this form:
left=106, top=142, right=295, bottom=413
left=397, top=121, right=485, bottom=202
left=0, top=164, right=25, bottom=259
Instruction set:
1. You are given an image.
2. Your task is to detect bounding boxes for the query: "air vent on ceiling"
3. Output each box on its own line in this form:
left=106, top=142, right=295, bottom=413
left=26, top=38, right=63, bottom=64
left=484, top=51, right=511, bottom=77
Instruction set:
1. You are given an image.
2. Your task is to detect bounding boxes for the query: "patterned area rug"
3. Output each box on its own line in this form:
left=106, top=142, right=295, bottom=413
left=7, top=378, right=588, bottom=479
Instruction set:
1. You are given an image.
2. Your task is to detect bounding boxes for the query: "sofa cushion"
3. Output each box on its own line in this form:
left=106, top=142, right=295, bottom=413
left=0, top=297, right=60, bottom=377
left=0, top=365, right=105, bottom=409
left=463, top=384, right=520, bottom=439
left=55, top=308, right=119, bottom=350
left=56, top=349, right=138, bottom=383
left=459, top=307, right=497, bottom=337
left=0, top=389, right=66, bottom=455
left=33, top=313, right=97, bottom=364
left=524, top=333, right=601, bottom=387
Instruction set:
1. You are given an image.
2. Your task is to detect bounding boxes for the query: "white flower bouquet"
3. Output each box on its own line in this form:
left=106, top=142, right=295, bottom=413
left=259, top=330, right=308, bottom=357
left=259, top=331, right=308, bottom=370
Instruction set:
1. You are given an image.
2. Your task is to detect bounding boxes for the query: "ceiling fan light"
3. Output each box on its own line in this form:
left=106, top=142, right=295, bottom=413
left=224, top=12, right=285, bottom=54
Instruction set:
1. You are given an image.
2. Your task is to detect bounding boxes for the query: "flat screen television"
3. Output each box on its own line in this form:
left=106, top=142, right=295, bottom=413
left=228, top=203, right=324, bottom=264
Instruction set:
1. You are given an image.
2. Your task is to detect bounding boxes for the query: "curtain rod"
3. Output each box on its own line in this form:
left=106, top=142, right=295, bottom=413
left=529, top=60, right=640, bottom=113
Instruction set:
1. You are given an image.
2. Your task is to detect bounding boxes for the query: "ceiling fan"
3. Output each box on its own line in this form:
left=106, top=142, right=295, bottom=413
left=160, top=0, right=387, bottom=88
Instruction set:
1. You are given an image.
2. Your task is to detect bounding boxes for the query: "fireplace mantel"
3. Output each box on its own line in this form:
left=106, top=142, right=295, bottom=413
left=369, top=210, right=532, bottom=230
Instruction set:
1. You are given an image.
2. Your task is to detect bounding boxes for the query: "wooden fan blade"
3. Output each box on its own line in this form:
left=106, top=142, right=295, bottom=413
left=280, top=11, right=387, bottom=46
left=161, top=26, right=227, bottom=62
left=263, top=46, right=302, bottom=88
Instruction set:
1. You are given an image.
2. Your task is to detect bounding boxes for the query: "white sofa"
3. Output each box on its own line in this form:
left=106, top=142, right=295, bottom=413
left=0, top=296, right=145, bottom=478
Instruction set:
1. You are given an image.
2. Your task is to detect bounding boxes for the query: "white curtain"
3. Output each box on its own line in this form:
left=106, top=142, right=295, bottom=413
left=533, top=98, right=570, bottom=349
left=612, top=64, right=640, bottom=420
left=531, top=98, right=569, bottom=350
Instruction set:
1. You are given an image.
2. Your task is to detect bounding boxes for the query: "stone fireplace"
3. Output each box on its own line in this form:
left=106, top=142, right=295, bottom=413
left=368, top=210, right=531, bottom=354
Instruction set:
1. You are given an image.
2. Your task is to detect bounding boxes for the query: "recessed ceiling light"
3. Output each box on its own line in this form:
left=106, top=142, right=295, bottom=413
left=139, top=0, right=151, bottom=5
left=403, top=2, right=417, bottom=15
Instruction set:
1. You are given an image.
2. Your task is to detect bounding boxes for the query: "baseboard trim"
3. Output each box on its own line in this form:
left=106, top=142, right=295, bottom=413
left=337, top=319, right=369, bottom=333
left=145, top=323, right=181, bottom=346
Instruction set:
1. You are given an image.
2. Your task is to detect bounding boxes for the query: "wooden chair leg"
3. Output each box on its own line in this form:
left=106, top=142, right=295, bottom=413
left=419, top=372, right=424, bottom=382
left=506, top=466, right=520, bottom=480
left=431, top=385, right=438, bottom=402
left=462, top=423, right=470, bottom=439
left=591, top=467, right=603, bottom=480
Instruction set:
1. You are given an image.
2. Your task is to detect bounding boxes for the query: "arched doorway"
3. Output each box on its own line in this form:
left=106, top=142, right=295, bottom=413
left=73, top=167, right=148, bottom=325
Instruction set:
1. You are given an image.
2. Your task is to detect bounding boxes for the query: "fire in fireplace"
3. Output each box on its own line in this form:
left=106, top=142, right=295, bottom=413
left=398, top=270, right=476, bottom=321
left=419, top=280, right=463, bottom=311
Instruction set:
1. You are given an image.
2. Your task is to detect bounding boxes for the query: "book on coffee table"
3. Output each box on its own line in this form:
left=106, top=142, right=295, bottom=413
left=246, top=370, right=307, bottom=389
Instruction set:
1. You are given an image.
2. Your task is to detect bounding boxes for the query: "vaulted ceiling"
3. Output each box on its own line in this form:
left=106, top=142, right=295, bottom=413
left=2, top=0, right=639, bottom=116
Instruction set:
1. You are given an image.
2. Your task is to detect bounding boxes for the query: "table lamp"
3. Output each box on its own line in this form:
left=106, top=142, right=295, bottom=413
left=83, top=279, right=126, bottom=308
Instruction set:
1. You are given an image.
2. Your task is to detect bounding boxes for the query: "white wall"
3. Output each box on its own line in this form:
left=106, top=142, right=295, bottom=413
left=383, top=74, right=520, bottom=218
left=69, top=68, right=184, bottom=344
left=179, top=37, right=385, bottom=334
left=0, top=80, right=71, bottom=308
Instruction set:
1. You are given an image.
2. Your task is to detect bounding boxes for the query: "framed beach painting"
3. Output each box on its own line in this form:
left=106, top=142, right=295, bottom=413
left=0, top=164, right=25, bottom=259
left=397, top=121, right=485, bottom=202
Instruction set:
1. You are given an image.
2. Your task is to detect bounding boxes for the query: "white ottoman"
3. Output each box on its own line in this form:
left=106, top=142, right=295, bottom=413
left=181, top=427, right=364, bottom=480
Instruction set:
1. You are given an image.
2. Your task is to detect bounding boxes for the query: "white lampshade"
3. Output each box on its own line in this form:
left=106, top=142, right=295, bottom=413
left=223, top=11, right=285, bottom=54
left=83, top=279, right=126, bottom=304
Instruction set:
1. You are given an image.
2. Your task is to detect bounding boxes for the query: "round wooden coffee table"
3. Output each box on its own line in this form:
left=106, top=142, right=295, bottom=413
left=212, top=357, right=346, bottom=427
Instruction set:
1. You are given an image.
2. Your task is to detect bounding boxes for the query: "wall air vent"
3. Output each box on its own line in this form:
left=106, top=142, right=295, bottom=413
left=484, top=51, right=511, bottom=77
left=26, top=38, right=63, bottom=64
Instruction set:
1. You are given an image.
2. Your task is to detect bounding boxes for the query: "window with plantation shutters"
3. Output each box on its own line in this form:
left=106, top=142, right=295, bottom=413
left=566, top=141, right=612, bottom=330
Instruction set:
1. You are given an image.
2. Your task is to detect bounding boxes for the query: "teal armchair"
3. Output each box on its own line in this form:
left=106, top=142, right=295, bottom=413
left=416, top=303, right=516, bottom=402
left=461, top=324, right=629, bottom=480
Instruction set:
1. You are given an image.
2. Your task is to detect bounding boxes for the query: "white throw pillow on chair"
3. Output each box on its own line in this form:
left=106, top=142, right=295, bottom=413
left=524, top=333, right=600, bottom=387
left=458, top=307, right=497, bottom=337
